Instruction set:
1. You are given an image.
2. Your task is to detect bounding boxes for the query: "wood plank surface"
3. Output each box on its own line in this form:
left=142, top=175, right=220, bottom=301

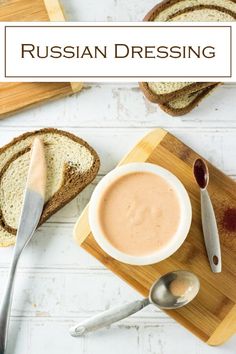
left=0, top=0, right=49, bottom=21
left=0, top=0, right=82, bottom=119
left=74, top=128, right=236, bottom=345
left=1, top=124, right=236, bottom=353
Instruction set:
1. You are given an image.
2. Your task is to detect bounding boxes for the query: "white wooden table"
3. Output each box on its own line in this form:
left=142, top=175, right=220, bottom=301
left=1, top=1, right=236, bottom=353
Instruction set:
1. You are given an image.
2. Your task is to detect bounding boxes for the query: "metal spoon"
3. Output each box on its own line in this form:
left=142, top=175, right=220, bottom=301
left=193, top=158, right=222, bottom=273
left=70, top=270, right=200, bottom=337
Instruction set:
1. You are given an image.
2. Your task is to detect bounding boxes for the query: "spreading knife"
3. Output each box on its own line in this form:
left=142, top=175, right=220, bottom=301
left=0, top=137, right=47, bottom=354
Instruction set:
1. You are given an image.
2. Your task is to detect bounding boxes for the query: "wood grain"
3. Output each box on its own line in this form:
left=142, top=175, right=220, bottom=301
left=74, top=128, right=236, bottom=346
left=0, top=0, right=82, bottom=119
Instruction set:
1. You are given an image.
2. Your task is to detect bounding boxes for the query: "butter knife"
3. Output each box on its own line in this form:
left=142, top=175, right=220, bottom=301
left=0, top=137, right=47, bottom=354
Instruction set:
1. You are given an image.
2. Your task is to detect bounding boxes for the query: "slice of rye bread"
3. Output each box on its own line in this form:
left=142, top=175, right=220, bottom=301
left=0, top=128, right=100, bottom=247
left=159, top=83, right=220, bottom=116
left=140, top=0, right=236, bottom=104
left=139, top=82, right=216, bottom=105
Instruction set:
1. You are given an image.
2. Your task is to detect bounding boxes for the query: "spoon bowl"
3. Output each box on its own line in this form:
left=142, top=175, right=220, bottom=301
left=150, top=270, right=200, bottom=310
left=193, top=158, right=209, bottom=190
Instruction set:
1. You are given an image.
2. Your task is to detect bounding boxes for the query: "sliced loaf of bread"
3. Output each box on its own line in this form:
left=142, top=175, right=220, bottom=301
left=159, top=83, right=219, bottom=116
left=0, top=128, right=100, bottom=246
left=140, top=0, right=236, bottom=107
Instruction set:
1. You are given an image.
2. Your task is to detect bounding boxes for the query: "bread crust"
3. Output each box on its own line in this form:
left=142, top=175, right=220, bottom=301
left=143, top=0, right=236, bottom=21
left=167, top=4, right=236, bottom=20
left=139, top=82, right=216, bottom=104
left=159, top=84, right=220, bottom=116
left=0, top=128, right=100, bottom=246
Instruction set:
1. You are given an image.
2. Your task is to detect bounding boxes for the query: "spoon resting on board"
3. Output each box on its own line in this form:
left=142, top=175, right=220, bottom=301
left=193, top=158, right=222, bottom=273
left=70, top=270, right=200, bottom=337
left=0, top=138, right=47, bottom=354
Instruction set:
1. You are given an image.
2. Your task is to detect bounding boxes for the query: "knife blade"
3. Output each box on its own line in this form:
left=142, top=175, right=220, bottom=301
left=15, top=137, right=47, bottom=250
left=0, top=137, right=47, bottom=354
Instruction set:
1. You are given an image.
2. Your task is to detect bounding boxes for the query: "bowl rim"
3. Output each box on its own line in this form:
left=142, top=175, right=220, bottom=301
left=89, top=162, right=192, bottom=265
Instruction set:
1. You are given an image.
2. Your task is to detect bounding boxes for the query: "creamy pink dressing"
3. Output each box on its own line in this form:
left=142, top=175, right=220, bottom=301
left=169, top=278, right=191, bottom=297
left=98, top=171, right=181, bottom=256
left=27, top=138, right=47, bottom=198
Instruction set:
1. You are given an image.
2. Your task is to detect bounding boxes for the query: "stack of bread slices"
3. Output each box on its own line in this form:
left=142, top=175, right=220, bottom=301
left=140, top=0, right=236, bottom=116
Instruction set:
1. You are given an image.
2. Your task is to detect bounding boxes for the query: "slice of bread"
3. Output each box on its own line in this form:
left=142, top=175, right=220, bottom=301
left=159, top=84, right=220, bottom=116
left=148, top=0, right=236, bottom=22
left=0, top=128, right=100, bottom=247
left=139, top=82, right=215, bottom=104
left=140, top=0, right=236, bottom=106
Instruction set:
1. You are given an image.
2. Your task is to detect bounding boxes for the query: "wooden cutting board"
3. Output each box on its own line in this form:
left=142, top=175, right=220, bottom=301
left=74, top=128, right=236, bottom=346
left=0, top=0, right=82, bottom=118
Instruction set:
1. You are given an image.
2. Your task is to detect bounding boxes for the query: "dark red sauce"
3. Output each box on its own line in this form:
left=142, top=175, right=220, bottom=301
left=193, top=159, right=208, bottom=189
left=223, top=208, right=236, bottom=232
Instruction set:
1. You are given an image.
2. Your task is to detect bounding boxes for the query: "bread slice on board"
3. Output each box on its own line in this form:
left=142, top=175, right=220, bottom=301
left=140, top=0, right=236, bottom=105
left=159, top=84, right=220, bottom=116
left=0, top=128, right=100, bottom=247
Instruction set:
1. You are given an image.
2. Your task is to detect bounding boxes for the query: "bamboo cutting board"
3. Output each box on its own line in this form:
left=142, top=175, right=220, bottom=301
left=74, top=129, right=236, bottom=346
left=0, top=0, right=82, bottom=118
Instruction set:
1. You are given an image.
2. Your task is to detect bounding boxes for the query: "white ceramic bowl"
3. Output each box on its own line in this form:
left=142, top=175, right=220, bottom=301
left=89, top=163, right=192, bottom=265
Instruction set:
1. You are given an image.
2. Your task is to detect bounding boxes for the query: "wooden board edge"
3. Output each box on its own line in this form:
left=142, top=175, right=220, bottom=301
left=0, top=84, right=74, bottom=120
left=73, top=128, right=168, bottom=245
left=119, top=128, right=167, bottom=165
left=73, top=206, right=90, bottom=245
left=70, top=82, right=83, bottom=93
left=43, top=0, right=83, bottom=95
left=207, top=304, right=236, bottom=346
left=43, top=0, right=65, bottom=21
